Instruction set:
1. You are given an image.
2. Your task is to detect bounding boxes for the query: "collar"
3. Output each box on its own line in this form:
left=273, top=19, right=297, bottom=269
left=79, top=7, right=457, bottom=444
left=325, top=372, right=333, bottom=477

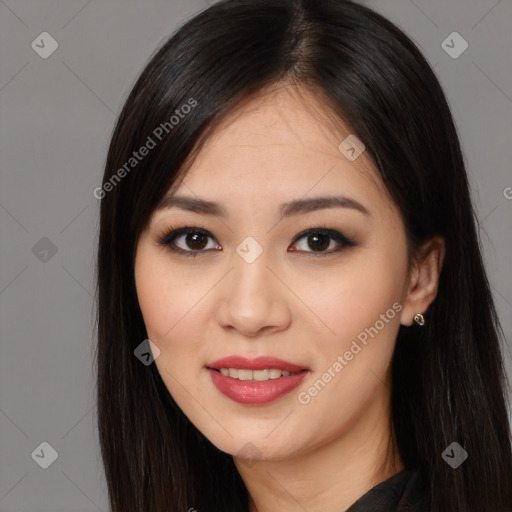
left=345, top=468, right=429, bottom=512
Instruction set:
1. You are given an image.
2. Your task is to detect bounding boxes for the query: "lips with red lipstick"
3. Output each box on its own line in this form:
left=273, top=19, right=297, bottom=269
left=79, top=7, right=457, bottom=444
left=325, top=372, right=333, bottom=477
left=206, top=356, right=310, bottom=404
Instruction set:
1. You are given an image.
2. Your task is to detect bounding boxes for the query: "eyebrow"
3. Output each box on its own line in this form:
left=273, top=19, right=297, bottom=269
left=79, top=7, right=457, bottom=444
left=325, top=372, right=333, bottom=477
left=155, top=194, right=371, bottom=218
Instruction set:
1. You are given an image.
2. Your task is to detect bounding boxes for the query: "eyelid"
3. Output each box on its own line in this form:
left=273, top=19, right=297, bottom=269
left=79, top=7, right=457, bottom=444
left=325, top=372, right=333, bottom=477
left=290, top=226, right=355, bottom=247
left=157, top=225, right=212, bottom=246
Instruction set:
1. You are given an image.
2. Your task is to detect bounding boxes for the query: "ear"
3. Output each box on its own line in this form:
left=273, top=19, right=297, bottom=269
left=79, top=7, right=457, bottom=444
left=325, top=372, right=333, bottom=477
left=400, top=236, right=446, bottom=326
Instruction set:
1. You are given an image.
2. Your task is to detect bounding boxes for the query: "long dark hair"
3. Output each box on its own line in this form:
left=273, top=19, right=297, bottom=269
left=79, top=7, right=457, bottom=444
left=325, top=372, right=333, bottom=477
left=94, top=0, right=512, bottom=510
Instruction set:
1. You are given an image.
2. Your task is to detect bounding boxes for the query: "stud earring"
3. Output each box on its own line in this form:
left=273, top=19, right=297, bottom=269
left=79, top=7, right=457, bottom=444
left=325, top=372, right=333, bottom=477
left=413, top=313, right=425, bottom=326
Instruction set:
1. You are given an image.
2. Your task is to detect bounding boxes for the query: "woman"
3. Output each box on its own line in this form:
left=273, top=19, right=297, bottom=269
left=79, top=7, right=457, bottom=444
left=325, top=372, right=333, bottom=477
left=94, top=0, right=512, bottom=511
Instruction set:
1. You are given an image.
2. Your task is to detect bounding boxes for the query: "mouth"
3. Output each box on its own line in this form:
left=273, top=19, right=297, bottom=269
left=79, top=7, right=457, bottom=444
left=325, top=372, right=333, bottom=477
left=206, top=355, right=309, bottom=375
left=205, top=355, right=310, bottom=403
left=207, top=367, right=308, bottom=381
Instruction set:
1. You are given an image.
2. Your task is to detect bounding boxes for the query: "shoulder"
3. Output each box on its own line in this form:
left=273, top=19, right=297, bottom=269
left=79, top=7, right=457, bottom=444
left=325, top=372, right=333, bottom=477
left=397, top=468, right=430, bottom=512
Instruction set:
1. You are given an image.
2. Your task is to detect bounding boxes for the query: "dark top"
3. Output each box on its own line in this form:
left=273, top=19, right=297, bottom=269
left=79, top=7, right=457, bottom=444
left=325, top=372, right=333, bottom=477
left=345, top=469, right=429, bottom=512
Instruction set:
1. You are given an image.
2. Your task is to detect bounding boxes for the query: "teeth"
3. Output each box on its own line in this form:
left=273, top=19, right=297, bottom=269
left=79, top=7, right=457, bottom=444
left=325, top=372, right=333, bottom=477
left=254, top=369, right=270, bottom=381
left=238, top=369, right=252, bottom=381
left=218, top=368, right=297, bottom=381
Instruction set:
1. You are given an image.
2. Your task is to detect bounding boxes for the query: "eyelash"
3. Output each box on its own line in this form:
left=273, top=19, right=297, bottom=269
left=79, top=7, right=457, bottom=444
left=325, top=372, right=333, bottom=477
left=155, top=223, right=357, bottom=258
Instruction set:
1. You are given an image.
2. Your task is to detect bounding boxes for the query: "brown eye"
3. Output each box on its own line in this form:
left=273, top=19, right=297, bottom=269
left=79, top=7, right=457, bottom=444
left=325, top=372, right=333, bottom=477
left=157, top=227, right=220, bottom=257
left=289, top=228, right=356, bottom=255
left=183, top=232, right=209, bottom=251
left=157, top=226, right=356, bottom=258
left=305, top=232, right=331, bottom=251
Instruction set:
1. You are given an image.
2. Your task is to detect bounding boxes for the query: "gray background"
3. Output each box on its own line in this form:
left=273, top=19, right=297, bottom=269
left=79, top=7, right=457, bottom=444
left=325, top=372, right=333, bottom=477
left=1, top=0, right=511, bottom=510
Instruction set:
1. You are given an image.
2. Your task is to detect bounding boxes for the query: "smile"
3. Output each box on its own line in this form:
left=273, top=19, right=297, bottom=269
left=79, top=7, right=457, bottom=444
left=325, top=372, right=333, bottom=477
left=215, top=368, right=300, bottom=381
left=205, top=355, right=310, bottom=404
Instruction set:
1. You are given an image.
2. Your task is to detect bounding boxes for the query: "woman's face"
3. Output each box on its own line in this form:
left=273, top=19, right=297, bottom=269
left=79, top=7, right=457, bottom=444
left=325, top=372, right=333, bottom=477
left=134, top=85, right=412, bottom=464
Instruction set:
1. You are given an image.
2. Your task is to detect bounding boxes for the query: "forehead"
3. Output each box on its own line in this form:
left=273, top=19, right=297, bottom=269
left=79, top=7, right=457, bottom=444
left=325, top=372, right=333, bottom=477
left=193, top=84, right=373, bottom=172
left=162, top=85, right=397, bottom=222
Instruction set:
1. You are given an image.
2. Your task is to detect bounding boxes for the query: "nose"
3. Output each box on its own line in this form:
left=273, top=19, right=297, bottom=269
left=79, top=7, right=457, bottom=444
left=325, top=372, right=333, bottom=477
left=215, top=252, right=292, bottom=337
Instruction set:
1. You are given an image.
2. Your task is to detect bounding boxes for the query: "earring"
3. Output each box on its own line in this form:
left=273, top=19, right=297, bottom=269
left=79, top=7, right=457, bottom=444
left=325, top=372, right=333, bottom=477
left=413, top=313, right=425, bottom=326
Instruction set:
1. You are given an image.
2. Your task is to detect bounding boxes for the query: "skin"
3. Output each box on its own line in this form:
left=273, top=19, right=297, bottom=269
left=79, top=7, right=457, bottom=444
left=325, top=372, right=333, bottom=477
left=134, top=84, right=445, bottom=512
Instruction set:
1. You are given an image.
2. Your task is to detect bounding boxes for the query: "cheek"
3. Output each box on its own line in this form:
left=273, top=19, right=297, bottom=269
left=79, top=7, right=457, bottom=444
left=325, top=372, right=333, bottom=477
left=299, top=245, right=407, bottom=401
left=135, top=257, right=210, bottom=408
left=135, top=244, right=204, bottom=355
left=295, top=256, right=404, bottom=434
left=135, top=269, right=174, bottom=341
left=309, top=256, right=405, bottom=344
